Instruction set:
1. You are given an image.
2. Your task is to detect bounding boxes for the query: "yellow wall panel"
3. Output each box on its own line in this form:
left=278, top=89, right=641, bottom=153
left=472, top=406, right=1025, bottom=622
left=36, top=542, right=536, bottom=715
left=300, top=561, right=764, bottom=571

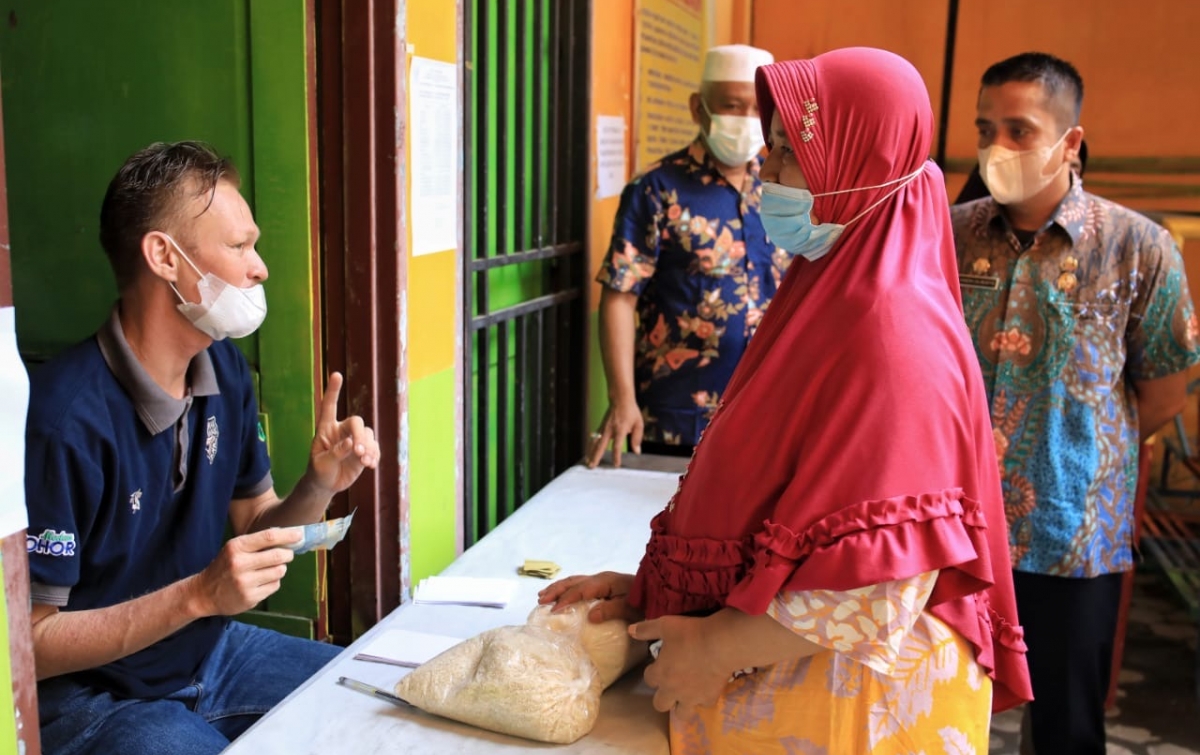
left=408, top=251, right=458, bottom=380
left=405, top=0, right=460, bottom=382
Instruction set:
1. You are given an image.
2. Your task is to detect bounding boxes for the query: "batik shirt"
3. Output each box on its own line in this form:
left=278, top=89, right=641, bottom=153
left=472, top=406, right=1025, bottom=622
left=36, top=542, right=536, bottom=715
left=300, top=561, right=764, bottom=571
left=951, top=178, right=1200, bottom=577
left=597, top=138, right=791, bottom=447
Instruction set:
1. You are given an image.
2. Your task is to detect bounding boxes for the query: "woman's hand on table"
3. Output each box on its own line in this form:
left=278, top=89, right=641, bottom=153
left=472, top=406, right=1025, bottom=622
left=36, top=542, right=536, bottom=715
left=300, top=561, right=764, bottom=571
left=631, top=615, right=731, bottom=713
left=537, top=571, right=643, bottom=623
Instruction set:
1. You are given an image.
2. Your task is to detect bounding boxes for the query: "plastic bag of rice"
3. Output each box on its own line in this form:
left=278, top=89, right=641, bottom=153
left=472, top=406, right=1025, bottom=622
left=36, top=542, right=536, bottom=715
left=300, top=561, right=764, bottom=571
left=525, top=599, right=647, bottom=689
left=394, top=624, right=602, bottom=744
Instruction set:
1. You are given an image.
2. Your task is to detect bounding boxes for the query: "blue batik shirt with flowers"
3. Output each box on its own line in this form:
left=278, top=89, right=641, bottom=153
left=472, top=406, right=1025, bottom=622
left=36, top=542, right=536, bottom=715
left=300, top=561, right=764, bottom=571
left=597, top=137, right=792, bottom=447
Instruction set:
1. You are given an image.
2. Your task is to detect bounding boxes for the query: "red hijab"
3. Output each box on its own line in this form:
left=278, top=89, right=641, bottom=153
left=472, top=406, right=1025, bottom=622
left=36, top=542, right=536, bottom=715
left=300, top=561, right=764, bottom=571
left=628, top=48, right=1032, bottom=711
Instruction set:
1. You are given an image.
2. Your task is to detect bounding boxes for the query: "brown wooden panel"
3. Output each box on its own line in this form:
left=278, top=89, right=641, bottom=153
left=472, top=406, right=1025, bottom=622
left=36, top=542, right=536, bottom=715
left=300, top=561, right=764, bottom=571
left=751, top=0, right=951, bottom=147
left=948, top=0, right=1200, bottom=161
left=3, top=536, right=39, bottom=755
left=319, top=0, right=407, bottom=642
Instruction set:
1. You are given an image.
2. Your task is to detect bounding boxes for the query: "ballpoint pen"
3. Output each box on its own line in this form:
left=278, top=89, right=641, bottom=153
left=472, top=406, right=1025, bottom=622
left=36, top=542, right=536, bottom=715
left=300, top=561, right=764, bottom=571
left=337, top=676, right=415, bottom=708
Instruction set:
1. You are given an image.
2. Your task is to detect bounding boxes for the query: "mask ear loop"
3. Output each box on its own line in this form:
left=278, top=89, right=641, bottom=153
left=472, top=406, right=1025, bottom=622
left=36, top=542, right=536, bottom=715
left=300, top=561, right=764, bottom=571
left=1046, top=129, right=1074, bottom=179
left=810, top=162, right=927, bottom=199
left=162, top=234, right=206, bottom=306
left=840, top=162, right=928, bottom=227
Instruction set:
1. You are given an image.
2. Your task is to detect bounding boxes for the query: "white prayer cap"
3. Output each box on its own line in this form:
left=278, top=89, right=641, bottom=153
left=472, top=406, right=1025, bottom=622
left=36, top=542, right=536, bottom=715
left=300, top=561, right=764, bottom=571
left=701, top=44, right=774, bottom=83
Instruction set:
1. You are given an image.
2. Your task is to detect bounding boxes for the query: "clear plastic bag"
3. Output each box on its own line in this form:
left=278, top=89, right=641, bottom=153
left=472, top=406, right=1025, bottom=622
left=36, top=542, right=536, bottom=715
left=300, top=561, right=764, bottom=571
left=526, top=599, right=648, bottom=689
left=394, top=624, right=602, bottom=744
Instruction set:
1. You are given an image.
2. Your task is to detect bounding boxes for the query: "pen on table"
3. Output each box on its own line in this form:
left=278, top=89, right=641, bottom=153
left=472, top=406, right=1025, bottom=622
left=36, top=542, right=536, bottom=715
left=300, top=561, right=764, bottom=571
left=337, top=676, right=414, bottom=708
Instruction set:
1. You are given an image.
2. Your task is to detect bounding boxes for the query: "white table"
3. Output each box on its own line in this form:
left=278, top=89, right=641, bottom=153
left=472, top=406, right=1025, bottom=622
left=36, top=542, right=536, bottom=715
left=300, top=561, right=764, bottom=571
left=223, top=461, right=685, bottom=754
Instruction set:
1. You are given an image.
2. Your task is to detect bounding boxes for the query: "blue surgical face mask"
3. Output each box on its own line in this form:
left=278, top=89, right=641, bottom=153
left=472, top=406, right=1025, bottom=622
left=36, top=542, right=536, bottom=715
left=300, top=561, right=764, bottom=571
left=760, top=184, right=845, bottom=262
left=760, top=164, right=928, bottom=262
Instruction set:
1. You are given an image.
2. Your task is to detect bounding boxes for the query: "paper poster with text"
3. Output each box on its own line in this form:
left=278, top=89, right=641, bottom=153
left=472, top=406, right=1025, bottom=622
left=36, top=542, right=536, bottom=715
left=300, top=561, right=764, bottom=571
left=634, top=0, right=710, bottom=172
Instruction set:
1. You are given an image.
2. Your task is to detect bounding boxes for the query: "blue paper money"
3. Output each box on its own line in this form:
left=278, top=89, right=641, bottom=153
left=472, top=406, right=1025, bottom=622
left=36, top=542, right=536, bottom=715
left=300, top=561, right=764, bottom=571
left=284, top=509, right=356, bottom=555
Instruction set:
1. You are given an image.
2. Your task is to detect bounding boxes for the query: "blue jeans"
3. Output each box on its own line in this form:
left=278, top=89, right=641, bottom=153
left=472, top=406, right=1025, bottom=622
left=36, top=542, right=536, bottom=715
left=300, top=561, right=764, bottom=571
left=38, top=621, right=340, bottom=755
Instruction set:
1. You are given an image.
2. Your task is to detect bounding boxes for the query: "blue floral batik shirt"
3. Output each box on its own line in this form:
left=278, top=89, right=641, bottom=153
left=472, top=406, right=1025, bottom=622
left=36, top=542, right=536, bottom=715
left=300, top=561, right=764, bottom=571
left=597, top=138, right=792, bottom=448
left=951, top=176, right=1200, bottom=577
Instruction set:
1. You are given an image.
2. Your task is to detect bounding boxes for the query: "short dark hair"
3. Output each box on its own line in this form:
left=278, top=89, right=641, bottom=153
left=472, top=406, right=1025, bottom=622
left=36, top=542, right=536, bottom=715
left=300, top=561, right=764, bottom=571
left=99, top=141, right=240, bottom=289
left=981, top=52, right=1084, bottom=130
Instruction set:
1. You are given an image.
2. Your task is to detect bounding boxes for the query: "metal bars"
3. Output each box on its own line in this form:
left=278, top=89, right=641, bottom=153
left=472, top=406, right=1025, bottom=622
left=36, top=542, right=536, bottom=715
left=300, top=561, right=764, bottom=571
left=462, top=0, right=590, bottom=546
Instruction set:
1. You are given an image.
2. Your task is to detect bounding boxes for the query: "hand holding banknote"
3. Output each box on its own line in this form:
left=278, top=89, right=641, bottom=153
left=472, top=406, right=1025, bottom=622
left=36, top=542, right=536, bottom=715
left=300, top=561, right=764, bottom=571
left=281, top=510, right=357, bottom=555
left=192, top=527, right=301, bottom=616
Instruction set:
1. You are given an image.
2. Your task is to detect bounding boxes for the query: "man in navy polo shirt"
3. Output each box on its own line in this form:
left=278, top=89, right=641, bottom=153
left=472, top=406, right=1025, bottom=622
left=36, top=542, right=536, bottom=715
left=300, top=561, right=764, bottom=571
left=25, top=141, right=382, bottom=755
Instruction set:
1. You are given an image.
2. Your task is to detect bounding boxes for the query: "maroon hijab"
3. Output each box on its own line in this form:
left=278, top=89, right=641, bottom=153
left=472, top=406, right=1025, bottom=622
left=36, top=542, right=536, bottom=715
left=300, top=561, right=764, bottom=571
left=629, top=48, right=1032, bottom=711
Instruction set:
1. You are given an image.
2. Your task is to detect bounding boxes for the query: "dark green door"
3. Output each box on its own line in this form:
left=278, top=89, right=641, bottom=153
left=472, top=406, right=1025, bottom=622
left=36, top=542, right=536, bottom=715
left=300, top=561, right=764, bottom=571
left=0, top=0, right=324, bottom=639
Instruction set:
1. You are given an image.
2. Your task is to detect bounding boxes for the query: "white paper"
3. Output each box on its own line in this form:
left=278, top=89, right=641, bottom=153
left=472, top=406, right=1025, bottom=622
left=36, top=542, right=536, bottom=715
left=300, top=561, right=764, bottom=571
left=354, top=628, right=464, bottom=668
left=413, top=575, right=519, bottom=608
left=409, top=56, right=460, bottom=256
left=0, top=307, right=29, bottom=538
left=595, top=115, right=628, bottom=200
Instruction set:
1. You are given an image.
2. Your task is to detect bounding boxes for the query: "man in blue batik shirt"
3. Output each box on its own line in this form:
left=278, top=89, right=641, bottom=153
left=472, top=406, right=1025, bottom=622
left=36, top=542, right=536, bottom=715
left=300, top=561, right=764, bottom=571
left=587, top=44, right=790, bottom=466
left=26, top=141, right=381, bottom=755
left=952, top=53, right=1200, bottom=754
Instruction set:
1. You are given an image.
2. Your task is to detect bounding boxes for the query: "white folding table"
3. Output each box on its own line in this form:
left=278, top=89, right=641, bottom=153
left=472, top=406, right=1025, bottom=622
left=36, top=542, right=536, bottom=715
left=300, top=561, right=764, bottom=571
left=222, top=459, right=685, bottom=754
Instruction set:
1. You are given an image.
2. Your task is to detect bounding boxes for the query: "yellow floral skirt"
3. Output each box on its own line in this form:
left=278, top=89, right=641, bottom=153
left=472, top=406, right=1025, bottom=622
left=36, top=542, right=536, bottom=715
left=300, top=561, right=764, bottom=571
left=669, top=616, right=992, bottom=755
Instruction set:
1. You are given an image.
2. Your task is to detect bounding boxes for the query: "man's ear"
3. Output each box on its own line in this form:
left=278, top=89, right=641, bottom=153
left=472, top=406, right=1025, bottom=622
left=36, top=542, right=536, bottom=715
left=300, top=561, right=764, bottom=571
left=689, top=91, right=704, bottom=128
left=1063, top=125, right=1085, bottom=169
left=142, top=231, right=180, bottom=283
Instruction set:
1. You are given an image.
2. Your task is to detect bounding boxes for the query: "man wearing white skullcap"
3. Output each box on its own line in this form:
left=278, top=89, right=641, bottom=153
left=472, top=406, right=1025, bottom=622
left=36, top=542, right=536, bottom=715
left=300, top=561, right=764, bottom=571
left=588, top=43, right=789, bottom=468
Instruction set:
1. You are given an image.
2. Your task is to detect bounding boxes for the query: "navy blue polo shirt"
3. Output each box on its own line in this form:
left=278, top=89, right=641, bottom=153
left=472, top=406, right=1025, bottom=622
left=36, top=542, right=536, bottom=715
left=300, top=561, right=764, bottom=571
left=25, top=307, right=272, bottom=699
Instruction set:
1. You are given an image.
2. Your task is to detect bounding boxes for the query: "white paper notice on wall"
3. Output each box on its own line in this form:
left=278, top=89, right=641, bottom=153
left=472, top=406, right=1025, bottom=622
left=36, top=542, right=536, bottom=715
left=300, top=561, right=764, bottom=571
left=410, top=56, right=460, bottom=256
left=595, top=115, right=628, bottom=200
left=0, top=307, right=29, bottom=539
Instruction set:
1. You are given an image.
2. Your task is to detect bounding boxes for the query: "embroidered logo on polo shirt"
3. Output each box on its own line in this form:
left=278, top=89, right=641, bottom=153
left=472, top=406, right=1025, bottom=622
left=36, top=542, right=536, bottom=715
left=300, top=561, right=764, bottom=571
left=129, top=489, right=142, bottom=513
left=206, top=416, right=220, bottom=464
left=26, top=529, right=76, bottom=557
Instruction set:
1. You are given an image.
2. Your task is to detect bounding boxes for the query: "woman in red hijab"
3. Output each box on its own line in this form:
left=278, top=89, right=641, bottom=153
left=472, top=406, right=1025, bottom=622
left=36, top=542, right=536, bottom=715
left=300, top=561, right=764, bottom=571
left=542, top=47, right=1032, bottom=753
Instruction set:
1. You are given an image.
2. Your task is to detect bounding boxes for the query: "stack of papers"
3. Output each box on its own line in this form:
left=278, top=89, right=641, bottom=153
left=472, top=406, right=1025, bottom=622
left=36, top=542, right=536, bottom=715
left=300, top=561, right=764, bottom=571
left=354, top=628, right=463, bottom=667
left=412, top=575, right=519, bottom=608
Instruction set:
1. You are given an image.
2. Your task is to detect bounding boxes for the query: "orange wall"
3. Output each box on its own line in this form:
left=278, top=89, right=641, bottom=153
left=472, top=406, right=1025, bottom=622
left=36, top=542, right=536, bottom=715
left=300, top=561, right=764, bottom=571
left=751, top=0, right=1200, bottom=160
left=751, top=0, right=951, bottom=148
left=946, top=1, right=1200, bottom=161
left=750, top=0, right=1200, bottom=213
left=713, top=0, right=752, bottom=47
left=950, top=0, right=1200, bottom=214
left=588, top=0, right=636, bottom=316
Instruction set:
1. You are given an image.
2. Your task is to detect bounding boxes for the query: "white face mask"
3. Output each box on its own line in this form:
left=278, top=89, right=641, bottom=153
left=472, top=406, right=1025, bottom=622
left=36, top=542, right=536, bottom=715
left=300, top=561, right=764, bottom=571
left=978, top=131, right=1069, bottom=206
left=164, top=234, right=267, bottom=341
left=701, top=99, right=765, bottom=166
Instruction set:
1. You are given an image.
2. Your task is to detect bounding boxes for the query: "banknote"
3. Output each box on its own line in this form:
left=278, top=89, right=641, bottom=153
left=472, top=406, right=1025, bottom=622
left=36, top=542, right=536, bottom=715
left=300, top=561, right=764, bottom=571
left=282, top=510, right=356, bottom=555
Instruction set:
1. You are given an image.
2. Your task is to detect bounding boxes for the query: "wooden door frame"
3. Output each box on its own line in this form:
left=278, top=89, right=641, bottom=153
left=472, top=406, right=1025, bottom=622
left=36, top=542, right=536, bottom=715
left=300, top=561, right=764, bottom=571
left=316, top=0, right=408, bottom=642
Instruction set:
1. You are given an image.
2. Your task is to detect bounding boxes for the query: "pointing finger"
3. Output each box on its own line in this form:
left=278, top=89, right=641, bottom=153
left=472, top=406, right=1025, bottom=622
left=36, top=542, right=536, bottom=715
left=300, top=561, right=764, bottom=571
left=319, top=372, right=345, bottom=426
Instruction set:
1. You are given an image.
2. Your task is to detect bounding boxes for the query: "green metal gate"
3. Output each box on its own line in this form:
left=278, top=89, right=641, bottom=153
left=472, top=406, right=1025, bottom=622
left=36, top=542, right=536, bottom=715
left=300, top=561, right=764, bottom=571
left=463, top=0, right=591, bottom=545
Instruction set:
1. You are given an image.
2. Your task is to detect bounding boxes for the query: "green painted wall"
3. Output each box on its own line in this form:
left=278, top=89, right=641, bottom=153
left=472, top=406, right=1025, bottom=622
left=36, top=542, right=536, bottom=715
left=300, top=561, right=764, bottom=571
left=0, top=0, right=319, bottom=634
left=408, top=367, right=459, bottom=583
left=587, top=309, right=607, bottom=431
left=0, top=1, right=254, bottom=358
left=244, top=0, right=320, bottom=626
